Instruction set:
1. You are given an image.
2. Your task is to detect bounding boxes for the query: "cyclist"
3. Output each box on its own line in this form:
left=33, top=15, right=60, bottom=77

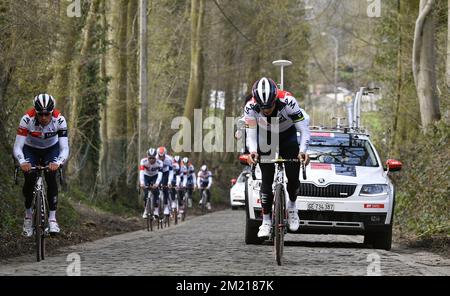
left=156, top=147, right=174, bottom=216
left=13, top=94, right=69, bottom=236
left=170, top=155, right=183, bottom=213
left=197, top=165, right=213, bottom=210
left=181, top=157, right=196, bottom=208
left=244, top=77, right=310, bottom=238
left=139, top=148, right=163, bottom=218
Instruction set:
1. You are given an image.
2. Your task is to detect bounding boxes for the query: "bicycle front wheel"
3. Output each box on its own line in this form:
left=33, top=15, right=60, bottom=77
left=34, top=191, right=44, bottom=262
left=273, top=184, right=285, bottom=266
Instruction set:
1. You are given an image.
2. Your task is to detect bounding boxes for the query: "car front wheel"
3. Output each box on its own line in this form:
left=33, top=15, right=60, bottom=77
left=364, top=225, right=392, bottom=251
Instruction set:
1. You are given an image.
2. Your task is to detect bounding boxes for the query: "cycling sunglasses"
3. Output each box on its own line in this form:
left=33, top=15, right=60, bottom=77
left=37, top=112, right=52, bottom=117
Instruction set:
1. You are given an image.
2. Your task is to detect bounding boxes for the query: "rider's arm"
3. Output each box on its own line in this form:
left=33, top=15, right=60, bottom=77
left=56, top=115, right=69, bottom=165
left=192, top=172, right=197, bottom=188
left=207, top=173, right=212, bottom=189
left=13, top=116, right=29, bottom=164
left=182, top=173, right=187, bottom=187
left=175, top=174, right=181, bottom=187
left=285, top=96, right=311, bottom=153
left=196, top=172, right=201, bottom=188
left=244, top=102, right=258, bottom=153
left=294, top=112, right=310, bottom=153
left=139, top=159, right=146, bottom=185
left=155, top=171, right=163, bottom=186
left=168, top=163, right=174, bottom=185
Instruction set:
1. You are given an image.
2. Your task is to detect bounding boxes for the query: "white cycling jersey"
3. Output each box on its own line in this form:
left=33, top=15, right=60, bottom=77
left=182, top=164, right=196, bottom=187
left=197, top=170, right=213, bottom=188
left=244, top=90, right=310, bottom=153
left=139, top=158, right=163, bottom=185
left=13, top=109, right=69, bottom=165
left=157, top=154, right=174, bottom=184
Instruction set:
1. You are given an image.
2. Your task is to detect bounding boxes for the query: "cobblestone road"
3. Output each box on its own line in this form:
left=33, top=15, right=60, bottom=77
left=0, top=210, right=448, bottom=276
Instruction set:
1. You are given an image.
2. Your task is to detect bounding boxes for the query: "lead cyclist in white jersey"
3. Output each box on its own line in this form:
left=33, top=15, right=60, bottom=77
left=244, top=77, right=311, bottom=238
left=13, top=94, right=69, bottom=236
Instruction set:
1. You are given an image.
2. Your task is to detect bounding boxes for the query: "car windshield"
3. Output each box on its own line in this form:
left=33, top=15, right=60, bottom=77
left=307, top=133, right=379, bottom=167
left=237, top=173, right=247, bottom=183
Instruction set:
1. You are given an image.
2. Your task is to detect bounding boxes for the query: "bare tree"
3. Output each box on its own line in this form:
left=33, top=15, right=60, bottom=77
left=412, top=0, right=441, bottom=128
left=179, top=0, right=205, bottom=155
left=447, top=0, right=450, bottom=89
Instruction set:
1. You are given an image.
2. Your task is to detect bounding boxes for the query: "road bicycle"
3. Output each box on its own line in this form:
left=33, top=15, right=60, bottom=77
left=14, top=165, right=64, bottom=262
left=251, top=154, right=306, bottom=265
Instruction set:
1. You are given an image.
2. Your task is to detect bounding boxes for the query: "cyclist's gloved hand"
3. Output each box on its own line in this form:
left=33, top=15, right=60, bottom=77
left=20, top=162, right=32, bottom=173
left=247, top=152, right=259, bottom=165
left=48, top=162, right=60, bottom=172
left=298, top=152, right=310, bottom=166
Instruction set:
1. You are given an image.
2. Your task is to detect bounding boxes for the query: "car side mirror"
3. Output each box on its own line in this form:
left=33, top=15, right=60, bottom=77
left=231, top=178, right=237, bottom=186
left=385, top=159, right=402, bottom=172
left=239, top=154, right=249, bottom=166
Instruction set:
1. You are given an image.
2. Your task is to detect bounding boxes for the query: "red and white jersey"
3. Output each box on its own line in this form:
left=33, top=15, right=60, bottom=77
left=13, top=109, right=69, bottom=165
left=244, top=90, right=311, bottom=153
left=139, top=157, right=163, bottom=185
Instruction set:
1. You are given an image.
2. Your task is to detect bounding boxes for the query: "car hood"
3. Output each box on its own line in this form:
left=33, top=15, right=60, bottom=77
left=304, top=163, right=387, bottom=185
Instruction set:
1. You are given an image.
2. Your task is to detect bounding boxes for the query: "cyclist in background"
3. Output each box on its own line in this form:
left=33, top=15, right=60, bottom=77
left=139, top=148, right=162, bottom=218
left=170, top=155, right=183, bottom=213
left=197, top=165, right=213, bottom=210
left=182, top=157, right=196, bottom=208
left=156, top=147, right=173, bottom=216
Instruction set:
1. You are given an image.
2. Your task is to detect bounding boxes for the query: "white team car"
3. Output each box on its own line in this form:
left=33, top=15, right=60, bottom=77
left=229, top=169, right=249, bottom=210
left=243, top=128, right=402, bottom=250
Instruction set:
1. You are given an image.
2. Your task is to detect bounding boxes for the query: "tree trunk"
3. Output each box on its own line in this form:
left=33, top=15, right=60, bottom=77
left=179, top=0, right=205, bottom=156
left=104, top=0, right=129, bottom=199
left=447, top=0, right=450, bottom=89
left=138, top=0, right=148, bottom=177
left=48, top=0, right=78, bottom=114
left=99, top=0, right=108, bottom=184
left=126, top=0, right=138, bottom=187
left=412, top=0, right=441, bottom=128
left=68, top=0, right=101, bottom=189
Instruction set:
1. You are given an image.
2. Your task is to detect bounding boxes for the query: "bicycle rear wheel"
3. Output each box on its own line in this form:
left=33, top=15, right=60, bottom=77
left=274, top=184, right=285, bottom=266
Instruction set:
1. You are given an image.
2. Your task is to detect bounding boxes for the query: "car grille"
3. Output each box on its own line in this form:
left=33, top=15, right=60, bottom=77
left=299, top=183, right=357, bottom=198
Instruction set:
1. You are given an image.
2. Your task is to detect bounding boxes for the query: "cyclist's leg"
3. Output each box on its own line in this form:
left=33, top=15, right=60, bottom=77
left=206, top=188, right=211, bottom=202
left=43, top=144, right=60, bottom=213
left=280, top=136, right=300, bottom=203
left=143, top=175, right=152, bottom=207
left=22, top=145, right=39, bottom=216
left=259, top=162, right=275, bottom=215
left=161, top=172, right=169, bottom=206
left=198, top=188, right=203, bottom=205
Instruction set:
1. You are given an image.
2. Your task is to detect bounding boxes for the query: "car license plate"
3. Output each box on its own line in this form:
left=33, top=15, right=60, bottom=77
left=307, top=202, right=335, bottom=211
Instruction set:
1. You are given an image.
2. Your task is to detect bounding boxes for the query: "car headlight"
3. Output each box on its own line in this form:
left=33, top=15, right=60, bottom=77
left=360, top=184, right=388, bottom=196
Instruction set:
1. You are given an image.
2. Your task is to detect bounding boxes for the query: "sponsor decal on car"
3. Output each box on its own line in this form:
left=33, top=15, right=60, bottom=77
left=310, top=163, right=332, bottom=170
left=364, top=204, right=385, bottom=209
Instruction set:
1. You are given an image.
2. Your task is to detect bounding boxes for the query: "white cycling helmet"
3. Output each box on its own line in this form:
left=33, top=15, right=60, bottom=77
left=147, top=148, right=157, bottom=158
left=182, top=157, right=189, bottom=164
left=34, top=94, right=55, bottom=113
left=252, top=77, right=278, bottom=110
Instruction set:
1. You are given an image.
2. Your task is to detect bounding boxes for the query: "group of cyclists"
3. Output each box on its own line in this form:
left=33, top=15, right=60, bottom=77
left=13, top=75, right=310, bottom=243
left=139, top=147, right=214, bottom=220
